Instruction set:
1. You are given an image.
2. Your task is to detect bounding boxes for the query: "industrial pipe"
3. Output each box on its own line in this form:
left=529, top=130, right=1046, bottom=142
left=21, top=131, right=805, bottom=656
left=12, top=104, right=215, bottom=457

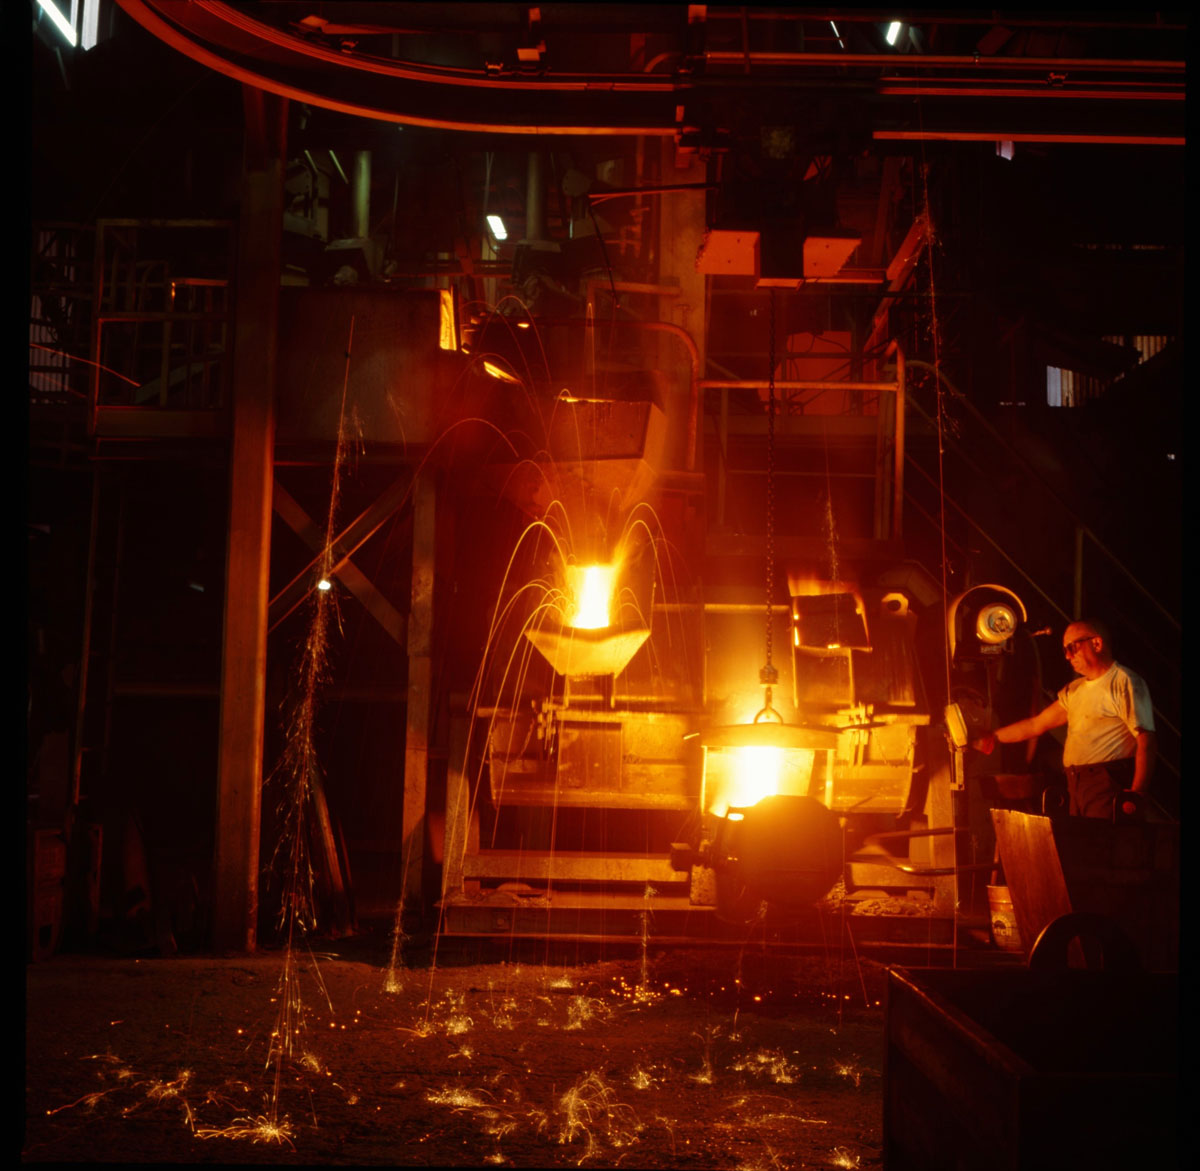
left=526, top=151, right=545, bottom=242
left=352, top=151, right=371, bottom=239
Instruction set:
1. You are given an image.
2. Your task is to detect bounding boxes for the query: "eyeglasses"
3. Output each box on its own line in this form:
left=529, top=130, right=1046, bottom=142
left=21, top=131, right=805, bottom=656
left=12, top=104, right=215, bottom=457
left=1063, top=635, right=1096, bottom=658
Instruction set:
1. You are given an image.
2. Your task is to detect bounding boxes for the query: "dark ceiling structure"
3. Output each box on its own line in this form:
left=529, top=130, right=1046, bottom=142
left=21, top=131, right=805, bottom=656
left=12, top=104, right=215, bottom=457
left=118, top=3, right=1184, bottom=141
left=28, top=4, right=1182, bottom=964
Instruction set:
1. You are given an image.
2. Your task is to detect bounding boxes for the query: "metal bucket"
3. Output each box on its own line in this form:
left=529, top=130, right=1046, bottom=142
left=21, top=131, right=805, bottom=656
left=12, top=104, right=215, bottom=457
left=987, top=884, right=1022, bottom=951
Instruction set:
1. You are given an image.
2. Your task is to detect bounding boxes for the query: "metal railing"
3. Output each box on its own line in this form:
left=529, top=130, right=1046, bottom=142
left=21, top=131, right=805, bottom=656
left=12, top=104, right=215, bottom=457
left=88, top=219, right=235, bottom=430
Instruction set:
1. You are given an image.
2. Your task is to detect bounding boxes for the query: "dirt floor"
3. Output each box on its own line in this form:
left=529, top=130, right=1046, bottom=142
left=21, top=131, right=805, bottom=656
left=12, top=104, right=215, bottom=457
left=24, top=932, right=896, bottom=1168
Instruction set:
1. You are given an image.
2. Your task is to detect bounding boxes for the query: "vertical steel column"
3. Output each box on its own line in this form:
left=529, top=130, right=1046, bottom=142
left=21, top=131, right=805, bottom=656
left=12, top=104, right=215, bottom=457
left=401, top=472, right=437, bottom=923
left=212, top=88, right=286, bottom=953
left=892, top=343, right=906, bottom=540
left=70, top=467, right=103, bottom=814
left=1073, top=526, right=1084, bottom=618
left=655, top=140, right=707, bottom=471
left=352, top=151, right=371, bottom=240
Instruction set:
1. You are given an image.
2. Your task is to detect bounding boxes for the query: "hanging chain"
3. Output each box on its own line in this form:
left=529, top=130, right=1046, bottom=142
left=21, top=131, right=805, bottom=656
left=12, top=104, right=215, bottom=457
left=758, top=288, right=779, bottom=719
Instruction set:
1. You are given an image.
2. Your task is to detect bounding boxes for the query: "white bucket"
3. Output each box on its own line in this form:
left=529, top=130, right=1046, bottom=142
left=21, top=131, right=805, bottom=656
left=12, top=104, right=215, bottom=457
left=987, top=884, right=1023, bottom=952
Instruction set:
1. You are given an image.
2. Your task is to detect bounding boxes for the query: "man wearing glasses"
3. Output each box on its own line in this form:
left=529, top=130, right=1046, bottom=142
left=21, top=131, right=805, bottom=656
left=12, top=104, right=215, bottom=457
left=972, top=620, right=1156, bottom=818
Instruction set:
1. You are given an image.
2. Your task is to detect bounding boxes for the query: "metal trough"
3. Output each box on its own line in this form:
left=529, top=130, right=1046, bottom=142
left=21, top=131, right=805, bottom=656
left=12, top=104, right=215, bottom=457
left=885, top=963, right=1178, bottom=1170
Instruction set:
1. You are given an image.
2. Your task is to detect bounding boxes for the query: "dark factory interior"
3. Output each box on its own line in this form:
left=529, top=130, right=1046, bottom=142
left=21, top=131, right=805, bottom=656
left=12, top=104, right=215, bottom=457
left=26, top=4, right=1180, bottom=1166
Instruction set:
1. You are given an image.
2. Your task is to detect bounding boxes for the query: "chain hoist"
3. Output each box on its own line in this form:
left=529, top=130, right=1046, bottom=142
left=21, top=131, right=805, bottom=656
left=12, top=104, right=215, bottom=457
left=755, top=288, right=781, bottom=725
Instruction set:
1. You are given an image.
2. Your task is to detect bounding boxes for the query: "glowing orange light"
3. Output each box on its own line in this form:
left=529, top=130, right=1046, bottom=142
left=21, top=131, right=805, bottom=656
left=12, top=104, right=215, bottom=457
left=438, top=289, right=458, bottom=351
left=566, top=563, right=616, bottom=630
left=482, top=360, right=522, bottom=385
left=712, top=746, right=783, bottom=816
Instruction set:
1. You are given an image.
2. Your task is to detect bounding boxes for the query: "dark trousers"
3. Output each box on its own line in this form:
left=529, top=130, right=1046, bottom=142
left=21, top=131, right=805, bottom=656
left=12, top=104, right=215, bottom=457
left=1065, top=758, right=1135, bottom=819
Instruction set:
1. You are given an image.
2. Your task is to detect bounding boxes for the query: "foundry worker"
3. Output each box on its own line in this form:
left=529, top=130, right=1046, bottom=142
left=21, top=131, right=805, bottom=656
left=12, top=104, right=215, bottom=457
left=971, top=620, right=1155, bottom=818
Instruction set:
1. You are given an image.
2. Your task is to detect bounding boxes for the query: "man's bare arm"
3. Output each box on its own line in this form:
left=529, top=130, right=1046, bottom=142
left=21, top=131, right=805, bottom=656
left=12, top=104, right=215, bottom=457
left=972, top=701, right=1067, bottom=753
left=996, top=702, right=1068, bottom=742
left=1132, top=730, right=1156, bottom=792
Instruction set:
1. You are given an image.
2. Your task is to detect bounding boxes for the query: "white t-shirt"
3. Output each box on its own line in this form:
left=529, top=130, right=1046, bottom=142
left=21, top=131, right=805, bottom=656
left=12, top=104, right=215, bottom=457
left=1058, top=661, right=1154, bottom=767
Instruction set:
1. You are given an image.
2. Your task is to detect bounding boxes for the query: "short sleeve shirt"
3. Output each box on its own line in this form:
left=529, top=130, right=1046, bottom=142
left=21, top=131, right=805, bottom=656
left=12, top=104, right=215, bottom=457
left=1058, top=662, right=1154, bottom=767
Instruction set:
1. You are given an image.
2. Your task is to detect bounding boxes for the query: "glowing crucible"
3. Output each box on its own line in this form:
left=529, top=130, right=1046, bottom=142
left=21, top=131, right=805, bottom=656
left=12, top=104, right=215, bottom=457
left=566, top=563, right=616, bottom=630
left=525, top=563, right=649, bottom=679
left=700, top=722, right=837, bottom=818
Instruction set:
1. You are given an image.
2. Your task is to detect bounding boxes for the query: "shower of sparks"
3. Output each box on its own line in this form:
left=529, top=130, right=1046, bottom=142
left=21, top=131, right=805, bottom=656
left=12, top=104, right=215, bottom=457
left=489, top=990, right=520, bottom=1030
left=194, top=1114, right=296, bottom=1147
left=634, top=884, right=661, bottom=1001
left=691, top=1024, right=722, bottom=1083
left=652, top=1114, right=678, bottom=1157
left=135, top=1070, right=193, bottom=1108
left=257, top=320, right=359, bottom=1132
left=834, top=1061, right=864, bottom=1087
left=735, top=1144, right=784, bottom=1171
left=629, top=1067, right=656, bottom=1090
left=46, top=1054, right=291, bottom=1147
left=731, top=1051, right=799, bottom=1084
left=45, top=1091, right=112, bottom=1117
left=554, top=1071, right=643, bottom=1162
left=384, top=905, right=411, bottom=993
left=427, top=1086, right=495, bottom=1109
left=830, top=1147, right=862, bottom=1168
left=565, top=996, right=609, bottom=1031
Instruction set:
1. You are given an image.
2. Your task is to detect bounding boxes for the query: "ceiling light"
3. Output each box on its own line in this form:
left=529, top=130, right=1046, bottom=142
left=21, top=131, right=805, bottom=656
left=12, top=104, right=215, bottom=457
left=486, top=215, right=507, bottom=241
left=885, top=21, right=903, bottom=46
left=37, top=0, right=77, bottom=46
left=81, top=0, right=100, bottom=49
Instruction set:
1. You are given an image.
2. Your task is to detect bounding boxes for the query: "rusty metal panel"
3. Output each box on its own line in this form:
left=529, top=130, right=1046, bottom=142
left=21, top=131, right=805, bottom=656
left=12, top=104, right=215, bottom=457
left=488, top=709, right=696, bottom=807
left=460, top=850, right=681, bottom=884
left=829, top=764, right=913, bottom=812
left=990, top=811, right=1073, bottom=959
left=794, top=651, right=852, bottom=706
left=993, top=810, right=1179, bottom=971
left=557, top=721, right=622, bottom=791
left=856, top=612, right=921, bottom=708
left=696, top=229, right=760, bottom=276
left=828, top=723, right=917, bottom=812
